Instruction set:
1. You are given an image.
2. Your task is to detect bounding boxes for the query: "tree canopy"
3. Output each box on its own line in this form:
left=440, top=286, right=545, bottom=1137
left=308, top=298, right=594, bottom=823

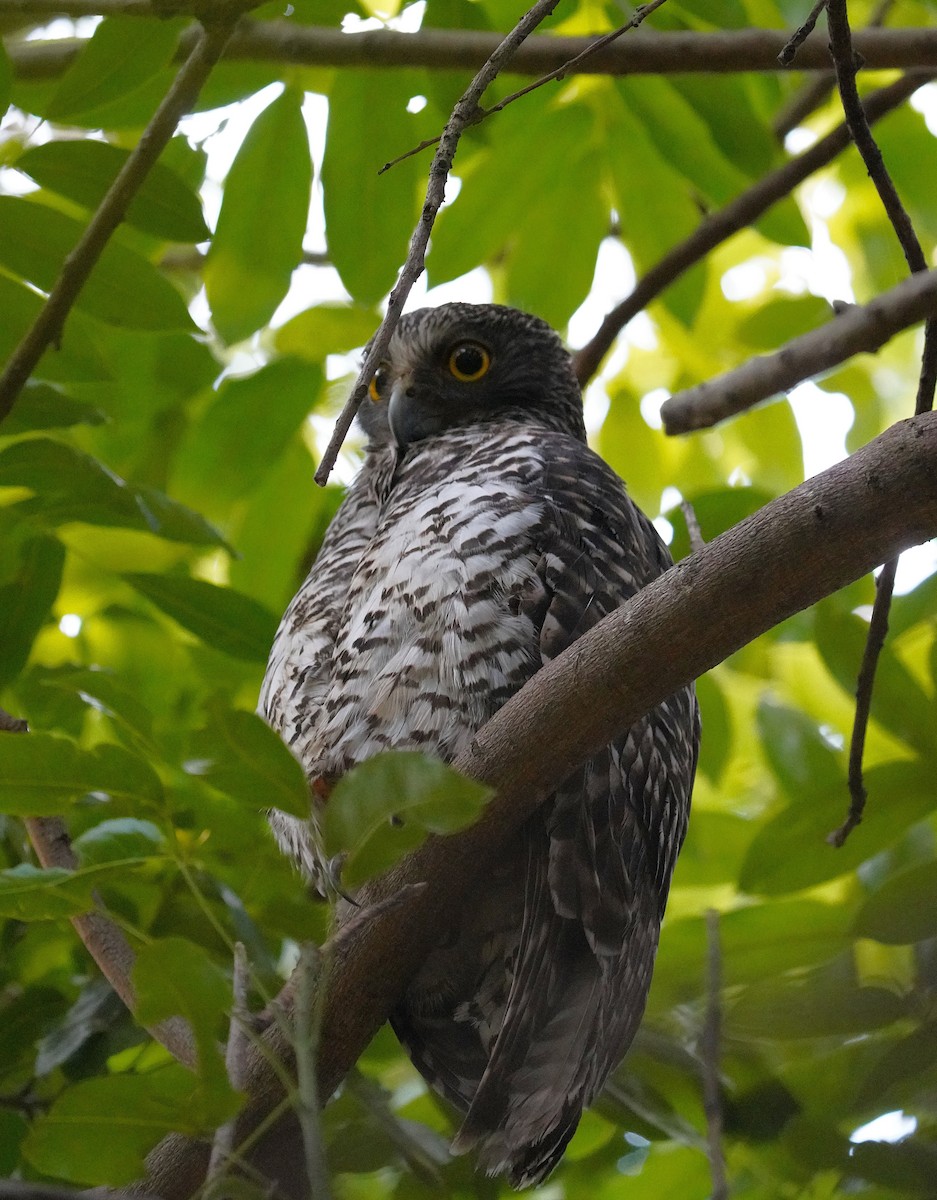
left=1, top=0, right=937, bottom=1197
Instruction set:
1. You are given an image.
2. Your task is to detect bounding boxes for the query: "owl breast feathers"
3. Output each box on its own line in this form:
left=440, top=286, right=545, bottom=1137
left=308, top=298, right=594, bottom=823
left=260, top=302, right=699, bottom=1188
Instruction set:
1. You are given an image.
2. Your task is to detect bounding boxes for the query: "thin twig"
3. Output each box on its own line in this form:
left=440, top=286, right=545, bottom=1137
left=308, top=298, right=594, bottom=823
left=573, top=70, right=933, bottom=387
left=207, top=942, right=252, bottom=1181
left=313, top=0, right=564, bottom=486
left=702, top=910, right=728, bottom=1200
left=828, top=559, right=897, bottom=846
left=826, top=0, right=937, bottom=845
left=293, top=943, right=333, bottom=1200
left=660, top=267, right=937, bottom=434
left=379, top=0, right=670, bottom=173
left=0, top=8, right=253, bottom=427
left=779, top=0, right=828, bottom=66
left=773, top=0, right=894, bottom=140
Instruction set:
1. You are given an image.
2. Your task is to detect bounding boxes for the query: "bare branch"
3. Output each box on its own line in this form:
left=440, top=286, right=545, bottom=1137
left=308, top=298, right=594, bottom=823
left=778, top=0, right=828, bottom=67
left=0, top=9, right=253, bottom=427
left=573, top=69, right=932, bottom=386
left=139, top=410, right=937, bottom=1198
left=24, top=816, right=197, bottom=1068
left=313, top=0, right=563, bottom=486
left=773, top=0, right=894, bottom=141
left=10, top=23, right=937, bottom=83
left=701, top=910, right=727, bottom=1200
left=660, top=267, right=937, bottom=434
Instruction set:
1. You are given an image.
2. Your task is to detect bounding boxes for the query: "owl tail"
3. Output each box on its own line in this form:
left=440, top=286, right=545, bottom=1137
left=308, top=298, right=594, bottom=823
left=450, top=872, right=660, bottom=1188
left=449, top=955, right=604, bottom=1188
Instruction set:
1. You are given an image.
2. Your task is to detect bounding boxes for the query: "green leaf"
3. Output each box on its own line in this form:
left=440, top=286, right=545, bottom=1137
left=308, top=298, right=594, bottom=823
left=122, top=573, right=279, bottom=663
left=726, top=955, right=909, bottom=1040
left=24, top=1066, right=233, bottom=1186
left=322, top=752, right=492, bottom=887
left=171, top=358, right=323, bottom=511
left=737, top=295, right=834, bottom=350
left=0, top=438, right=227, bottom=547
left=814, top=601, right=937, bottom=760
left=1, top=383, right=106, bottom=433
left=186, top=708, right=310, bottom=817
left=41, top=668, right=157, bottom=750
left=205, top=87, right=312, bottom=343
left=0, top=863, right=97, bottom=920
left=0, top=732, right=164, bottom=815
left=0, top=197, right=193, bottom=330
left=0, top=41, right=12, bottom=119
left=17, top=140, right=209, bottom=242
left=45, top=17, right=182, bottom=123
left=0, top=272, right=109, bottom=384
left=855, top=860, right=937, bottom=944
left=0, top=536, right=64, bottom=690
left=134, top=937, right=240, bottom=1101
left=72, top=818, right=166, bottom=866
left=34, top=979, right=125, bottom=1076
left=323, top=70, right=422, bottom=303
left=739, top=761, right=936, bottom=896
left=274, top=303, right=379, bottom=360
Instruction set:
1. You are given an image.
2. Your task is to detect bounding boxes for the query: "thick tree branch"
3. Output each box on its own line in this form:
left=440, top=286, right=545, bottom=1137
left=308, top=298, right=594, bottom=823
left=9, top=24, right=937, bottom=82
left=0, top=9, right=253, bottom=426
left=24, top=816, right=197, bottom=1068
left=138, top=410, right=937, bottom=1199
left=660, top=267, right=937, bottom=434
left=573, top=69, right=931, bottom=386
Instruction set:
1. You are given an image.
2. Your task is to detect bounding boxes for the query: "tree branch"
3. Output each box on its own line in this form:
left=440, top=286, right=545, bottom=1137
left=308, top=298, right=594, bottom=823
left=138, top=410, right=937, bottom=1198
left=824, top=0, right=937, bottom=846
left=573, top=69, right=931, bottom=386
left=9, top=24, right=937, bottom=82
left=0, top=8, right=253, bottom=427
left=24, top=816, right=197, bottom=1068
left=312, top=0, right=564, bottom=486
left=660, top=266, right=937, bottom=434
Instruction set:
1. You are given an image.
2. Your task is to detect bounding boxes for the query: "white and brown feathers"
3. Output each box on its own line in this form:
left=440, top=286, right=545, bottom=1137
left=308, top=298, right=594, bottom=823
left=260, top=303, right=699, bottom=1188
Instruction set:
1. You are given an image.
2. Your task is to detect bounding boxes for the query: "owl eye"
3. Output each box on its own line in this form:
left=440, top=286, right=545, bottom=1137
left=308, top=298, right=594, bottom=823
left=368, top=363, right=391, bottom=402
left=448, top=341, right=490, bottom=382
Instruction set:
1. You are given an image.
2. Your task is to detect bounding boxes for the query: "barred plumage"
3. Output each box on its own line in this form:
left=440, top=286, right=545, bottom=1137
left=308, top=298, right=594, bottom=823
left=260, top=303, right=699, bottom=1188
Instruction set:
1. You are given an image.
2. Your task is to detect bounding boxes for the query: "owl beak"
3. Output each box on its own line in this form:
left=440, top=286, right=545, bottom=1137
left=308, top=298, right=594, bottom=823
left=386, top=380, right=410, bottom=449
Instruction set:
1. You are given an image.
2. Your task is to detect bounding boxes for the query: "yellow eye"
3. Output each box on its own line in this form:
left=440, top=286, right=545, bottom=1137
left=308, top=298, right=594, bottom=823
left=448, top=341, right=490, bottom=382
left=368, top=363, right=390, bottom=402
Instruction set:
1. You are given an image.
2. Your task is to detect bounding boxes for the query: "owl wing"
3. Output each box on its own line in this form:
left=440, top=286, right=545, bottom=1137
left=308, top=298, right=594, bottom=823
left=452, top=437, right=699, bottom=1185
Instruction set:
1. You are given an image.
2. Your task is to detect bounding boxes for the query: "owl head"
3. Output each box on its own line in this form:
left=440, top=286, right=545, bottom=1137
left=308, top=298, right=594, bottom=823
left=356, top=303, right=586, bottom=450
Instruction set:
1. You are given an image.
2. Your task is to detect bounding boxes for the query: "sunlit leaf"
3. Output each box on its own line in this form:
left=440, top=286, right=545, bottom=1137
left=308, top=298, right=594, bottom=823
left=45, top=17, right=182, bottom=123
left=0, top=197, right=193, bottom=330
left=205, top=87, right=312, bottom=343
left=17, top=140, right=209, bottom=242
left=1, top=383, right=106, bottom=433
left=274, top=303, right=379, bottom=360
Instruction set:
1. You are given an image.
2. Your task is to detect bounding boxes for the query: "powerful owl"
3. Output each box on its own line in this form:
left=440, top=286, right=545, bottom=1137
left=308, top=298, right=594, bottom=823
left=260, top=302, right=699, bottom=1188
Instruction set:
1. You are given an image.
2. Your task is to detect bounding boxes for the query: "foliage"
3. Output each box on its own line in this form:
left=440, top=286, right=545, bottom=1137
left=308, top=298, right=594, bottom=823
left=1, top=0, right=936, bottom=1196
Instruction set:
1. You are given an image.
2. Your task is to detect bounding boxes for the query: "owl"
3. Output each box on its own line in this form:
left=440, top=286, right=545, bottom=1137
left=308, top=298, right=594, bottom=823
left=260, top=303, right=699, bottom=1188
